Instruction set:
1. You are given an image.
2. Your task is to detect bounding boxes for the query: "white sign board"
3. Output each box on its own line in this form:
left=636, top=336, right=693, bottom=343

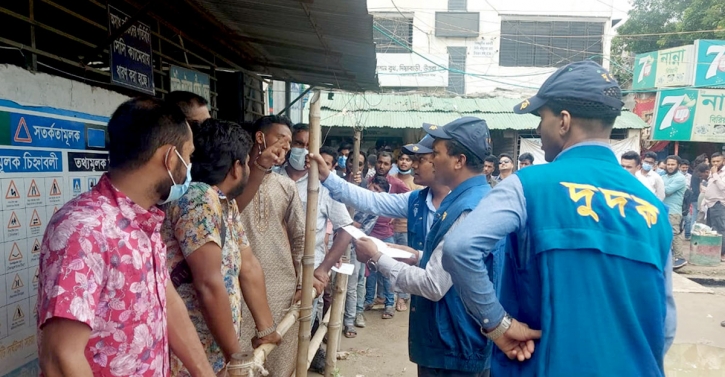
left=376, top=53, right=449, bottom=87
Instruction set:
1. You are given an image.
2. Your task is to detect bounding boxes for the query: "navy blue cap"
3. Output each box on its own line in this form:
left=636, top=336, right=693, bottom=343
left=422, top=117, right=491, bottom=160
left=513, top=60, right=624, bottom=115
left=403, top=134, right=434, bottom=154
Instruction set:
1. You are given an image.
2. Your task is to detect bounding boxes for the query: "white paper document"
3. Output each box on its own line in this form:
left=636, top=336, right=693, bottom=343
left=342, top=225, right=414, bottom=259
left=332, top=263, right=355, bottom=275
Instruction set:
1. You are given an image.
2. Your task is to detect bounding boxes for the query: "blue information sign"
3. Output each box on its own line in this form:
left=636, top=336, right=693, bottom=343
left=169, top=65, right=211, bottom=103
left=108, top=5, right=155, bottom=94
left=0, top=148, right=62, bottom=173
left=9, top=112, right=86, bottom=150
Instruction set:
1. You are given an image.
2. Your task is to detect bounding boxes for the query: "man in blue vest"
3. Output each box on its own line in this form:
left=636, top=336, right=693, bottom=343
left=441, top=61, right=676, bottom=376
left=348, top=117, right=504, bottom=377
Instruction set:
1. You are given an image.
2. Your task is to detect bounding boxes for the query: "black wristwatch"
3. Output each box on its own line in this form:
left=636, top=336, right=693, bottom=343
left=366, top=257, right=378, bottom=272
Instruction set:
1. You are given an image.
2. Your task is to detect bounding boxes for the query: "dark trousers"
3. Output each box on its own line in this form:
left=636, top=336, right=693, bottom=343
left=417, top=366, right=490, bottom=377
left=707, top=202, right=725, bottom=256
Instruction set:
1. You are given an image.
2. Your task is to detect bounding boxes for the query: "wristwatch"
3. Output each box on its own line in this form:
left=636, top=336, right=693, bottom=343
left=481, top=313, right=512, bottom=340
left=366, top=257, right=378, bottom=272
left=256, top=322, right=277, bottom=338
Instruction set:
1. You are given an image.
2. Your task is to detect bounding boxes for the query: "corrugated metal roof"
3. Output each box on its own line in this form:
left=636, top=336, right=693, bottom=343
left=187, top=0, right=379, bottom=92
left=304, top=92, right=648, bottom=130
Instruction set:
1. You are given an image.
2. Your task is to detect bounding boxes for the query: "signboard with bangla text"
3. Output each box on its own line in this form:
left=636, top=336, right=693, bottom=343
left=0, top=99, right=109, bottom=377
left=655, top=45, right=694, bottom=88
left=652, top=88, right=725, bottom=142
left=693, top=40, right=725, bottom=87
left=108, top=5, right=154, bottom=94
left=376, top=53, right=449, bottom=87
left=169, top=65, right=211, bottom=104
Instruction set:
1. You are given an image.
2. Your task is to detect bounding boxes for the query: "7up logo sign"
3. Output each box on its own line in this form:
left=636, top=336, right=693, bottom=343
left=654, top=90, right=698, bottom=141
left=705, top=44, right=725, bottom=79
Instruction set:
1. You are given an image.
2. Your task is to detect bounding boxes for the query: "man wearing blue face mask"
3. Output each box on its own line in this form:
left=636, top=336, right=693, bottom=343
left=38, top=97, right=217, bottom=377
left=637, top=151, right=666, bottom=200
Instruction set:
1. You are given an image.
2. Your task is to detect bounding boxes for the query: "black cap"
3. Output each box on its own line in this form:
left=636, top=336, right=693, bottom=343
left=513, top=60, right=624, bottom=116
left=403, top=134, right=434, bottom=154
left=422, top=117, right=491, bottom=160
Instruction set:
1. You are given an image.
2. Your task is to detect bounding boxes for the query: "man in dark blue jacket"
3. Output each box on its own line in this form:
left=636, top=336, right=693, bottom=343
left=351, top=117, right=506, bottom=377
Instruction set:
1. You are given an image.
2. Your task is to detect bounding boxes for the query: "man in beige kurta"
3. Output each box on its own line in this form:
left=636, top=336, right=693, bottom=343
left=239, top=115, right=305, bottom=376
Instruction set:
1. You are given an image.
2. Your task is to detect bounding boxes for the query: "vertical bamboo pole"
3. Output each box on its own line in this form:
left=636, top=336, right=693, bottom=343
left=296, top=89, right=322, bottom=377
left=324, top=128, right=361, bottom=376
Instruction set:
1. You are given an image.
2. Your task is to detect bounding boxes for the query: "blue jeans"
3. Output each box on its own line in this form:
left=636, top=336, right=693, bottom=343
left=344, top=250, right=365, bottom=327
left=683, top=213, right=692, bottom=239
left=365, top=236, right=396, bottom=308
left=417, top=366, right=490, bottom=377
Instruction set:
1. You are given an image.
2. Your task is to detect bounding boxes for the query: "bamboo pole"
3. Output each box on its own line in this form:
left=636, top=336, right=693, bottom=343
left=290, top=308, right=331, bottom=377
left=227, top=306, right=300, bottom=376
left=296, top=89, right=322, bottom=377
left=323, top=129, right=362, bottom=376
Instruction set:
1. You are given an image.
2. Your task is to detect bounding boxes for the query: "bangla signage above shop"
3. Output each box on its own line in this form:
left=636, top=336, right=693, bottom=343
left=632, top=45, right=694, bottom=90
left=652, top=88, right=725, bottom=142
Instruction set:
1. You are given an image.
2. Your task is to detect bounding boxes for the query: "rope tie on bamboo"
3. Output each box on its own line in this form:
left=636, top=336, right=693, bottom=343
left=297, top=299, right=316, bottom=322
left=222, top=352, right=269, bottom=377
left=301, top=255, right=315, bottom=266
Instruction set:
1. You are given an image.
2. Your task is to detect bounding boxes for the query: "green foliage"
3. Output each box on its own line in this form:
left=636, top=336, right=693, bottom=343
left=610, top=0, right=725, bottom=87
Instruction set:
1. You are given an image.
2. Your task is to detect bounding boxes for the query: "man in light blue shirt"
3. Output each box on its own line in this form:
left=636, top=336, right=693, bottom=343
left=441, top=61, right=676, bottom=376
left=663, top=155, right=688, bottom=269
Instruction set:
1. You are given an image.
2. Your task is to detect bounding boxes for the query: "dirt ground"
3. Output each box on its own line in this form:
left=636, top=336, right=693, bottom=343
left=311, top=276, right=725, bottom=377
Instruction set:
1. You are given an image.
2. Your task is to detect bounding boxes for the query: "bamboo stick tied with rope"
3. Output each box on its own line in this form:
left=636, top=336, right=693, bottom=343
left=295, top=89, right=323, bottom=377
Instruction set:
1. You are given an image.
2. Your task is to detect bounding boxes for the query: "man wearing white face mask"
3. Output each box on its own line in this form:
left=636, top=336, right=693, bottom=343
left=636, top=151, right=665, bottom=200
left=279, top=123, right=354, bottom=322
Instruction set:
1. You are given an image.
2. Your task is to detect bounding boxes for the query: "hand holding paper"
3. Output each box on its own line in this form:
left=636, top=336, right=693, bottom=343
left=342, top=225, right=414, bottom=259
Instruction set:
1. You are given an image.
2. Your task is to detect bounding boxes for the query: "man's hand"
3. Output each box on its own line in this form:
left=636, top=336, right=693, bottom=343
left=307, top=153, right=332, bottom=180
left=293, top=288, right=303, bottom=303
left=313, top=267, right=330, bottom=290
left=354, top=237, right=381, bottom=263
left=492, top=319, right=542, bottom=362
left=387, top=243, right=420, bottom=265
left=252, top=331, right=283, bottom=349
left=352, top=172, right=362, bottom=185
left=258, top=136, right=290, bottom=168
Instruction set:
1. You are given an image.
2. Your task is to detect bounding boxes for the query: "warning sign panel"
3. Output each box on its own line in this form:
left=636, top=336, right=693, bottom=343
left=7, top=269, right=28, bottom=304
left=46, top=177, right=64, bottom=205
left=0, top=305, right=6, bottom=339
left=5, top=241, right=27, bottom=274
left=4, top=210, right=27, bottom=242
left=25, top=177, right=46, bottom=208
left=27, top=207, right=47, bottom=237
left=2, top=179, right=25, bottom=210
left=29, top=237, right=41, bottom=267
left=31, top=266, right=39, bottom=293
left=9, top=300, right=28, bottom=334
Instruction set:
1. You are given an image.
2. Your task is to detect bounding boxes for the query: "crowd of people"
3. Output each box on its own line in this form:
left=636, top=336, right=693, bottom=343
left=36, top=60, right=677, bottom=377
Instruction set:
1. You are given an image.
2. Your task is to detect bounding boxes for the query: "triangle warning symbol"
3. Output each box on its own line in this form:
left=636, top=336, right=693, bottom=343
left=13, top=305, right=24, bottom=321
left=50, top=179, right=62, bottom=196
left=29, top=209, right=42, bottom=228
left=27, top=179, right=40, bottom=198
left=33, top=267, right=39, bottom=283
left=11, top=273, right=23, bottom=290
left=7, top=212, right=21, bottom=229
left=8, top=243, right=22, bottom=262
left=14, top=117, right=32, bottom=143
left=32, top=239, right=41, bottom=254
left=5, top=180, right=19, bottom=200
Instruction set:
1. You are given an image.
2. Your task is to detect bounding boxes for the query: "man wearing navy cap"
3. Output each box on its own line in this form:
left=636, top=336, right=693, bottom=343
left=353, top=117, right=504, bottom=377
left=442, top=61, right=676, bottom=376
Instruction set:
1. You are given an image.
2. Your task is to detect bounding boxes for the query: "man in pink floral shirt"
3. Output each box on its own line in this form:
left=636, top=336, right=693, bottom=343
left=37, top=97, right=215, bottom=377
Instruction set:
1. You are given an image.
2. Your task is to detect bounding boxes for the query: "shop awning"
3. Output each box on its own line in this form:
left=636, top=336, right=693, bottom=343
left=186, top=0, right=379, bottom=92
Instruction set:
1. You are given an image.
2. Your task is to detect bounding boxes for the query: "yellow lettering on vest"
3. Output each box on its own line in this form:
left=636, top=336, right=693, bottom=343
left=631, top=195, right=659, bottom=228
left=560, top=182, right=600, bottom=222
left=599, top=188, right=632, bottom=218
